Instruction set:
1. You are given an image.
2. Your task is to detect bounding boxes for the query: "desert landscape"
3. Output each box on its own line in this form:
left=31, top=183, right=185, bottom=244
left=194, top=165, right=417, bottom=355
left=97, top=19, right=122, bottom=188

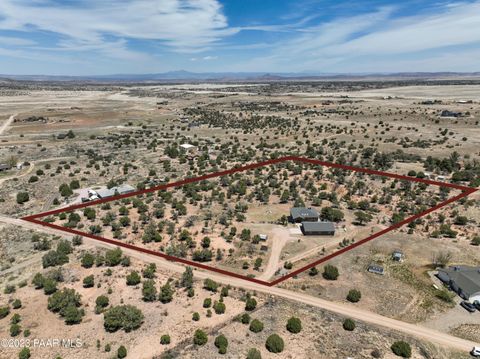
left=0, top=78, right=479, bottom=359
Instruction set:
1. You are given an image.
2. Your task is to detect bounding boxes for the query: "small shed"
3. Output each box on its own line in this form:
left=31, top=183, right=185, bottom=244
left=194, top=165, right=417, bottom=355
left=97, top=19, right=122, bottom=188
left=367, top=264, right=385, bottom=275
left=392, top=250, right=404, bottom=262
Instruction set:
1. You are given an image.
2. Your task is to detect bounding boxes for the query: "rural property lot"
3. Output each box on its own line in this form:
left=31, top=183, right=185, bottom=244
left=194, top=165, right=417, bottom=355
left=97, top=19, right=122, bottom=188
left=22, top=156, right=477, bottom=286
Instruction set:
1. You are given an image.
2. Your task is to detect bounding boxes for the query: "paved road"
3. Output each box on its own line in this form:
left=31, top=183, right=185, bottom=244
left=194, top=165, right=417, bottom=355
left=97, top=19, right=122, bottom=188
left=0, top=215, right=477, bottom=353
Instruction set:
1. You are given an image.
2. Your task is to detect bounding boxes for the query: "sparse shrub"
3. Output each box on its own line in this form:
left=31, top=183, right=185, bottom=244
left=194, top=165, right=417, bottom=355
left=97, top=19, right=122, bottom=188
left=160, top=334, right=171, bottom=345
left=286, top=317, right=302, bottom=333
left=142, top=280, right=157, bottom=302
left=4, top=284, right=16, bottom=294
left=12, top=299, right=22, bottom=309
left=11, top=313, right=21, bottom=324
left=43, top=278, right=57, bottom=295
left=391, top=341, right=411, bottom=358
left=245, top=297, right=257, bottom=311
left=10, top=323, right=21, bottom=336
left=117, top=345, right=127, bottom=359
left=18, top=347, right=31, bottom=359
left=203, top=278, right=219, bottom=292
left=343, top=318, right=356, bottom=331
left=247, top=348, right=262, bottom=359
left=213, top=301, right=226, bottom=314
left=47, top=288, right=83, bottom=324
left=240, top=313, right=250, bottom=324
left=249, top=319, right=264, bottom=333
left=193, top=329, right=208, bottom=346
left=81, top=253, right=95, bottom=268
left=203, top=298, right=212, bottom=308
left=103, top=305, right=144, bottom=332
left=265, top=334, right=284, bottom=353
left=126, top=271, right=141, bottom=286
left=82, top=275, right=94, bottom=288
left=322, top=264, right=339, bottom=280
left=471, top=236, right=480, bottom=246
left=16, top=192, right=29, bottom=204
left=105, top=248, right=123, bottom=266
left=346, top=289, right=361, bottom=303
left=214, top=334, right=228, bottom=354
left=159, top=282, right=174, bottom=303
left=95, top=295, right=109, bottom=313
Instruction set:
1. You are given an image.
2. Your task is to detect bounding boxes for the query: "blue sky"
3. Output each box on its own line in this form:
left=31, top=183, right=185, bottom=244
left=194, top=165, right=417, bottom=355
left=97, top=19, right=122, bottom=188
left=0, top=0, right=479, bottom=75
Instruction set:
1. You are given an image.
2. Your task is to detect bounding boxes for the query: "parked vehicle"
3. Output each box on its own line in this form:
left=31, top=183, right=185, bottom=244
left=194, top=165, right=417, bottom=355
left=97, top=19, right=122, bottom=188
left=471, top=346, right=480, bottom=357
left=461, top=301, right=476, bottom=313
left=474, top=301, right=480, bottom=311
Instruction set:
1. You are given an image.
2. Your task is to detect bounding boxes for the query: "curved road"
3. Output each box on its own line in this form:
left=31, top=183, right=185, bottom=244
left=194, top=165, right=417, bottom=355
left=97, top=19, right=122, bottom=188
left=0, top=215, right=477, bottom=353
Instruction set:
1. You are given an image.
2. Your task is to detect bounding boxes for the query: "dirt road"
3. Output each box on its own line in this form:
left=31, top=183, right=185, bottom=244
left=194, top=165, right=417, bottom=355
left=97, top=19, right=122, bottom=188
left=1, top=215, right=478, bottom=353
left=0, top=114, right=15, bottom=135
left=257, top=227, right=291, bottom=280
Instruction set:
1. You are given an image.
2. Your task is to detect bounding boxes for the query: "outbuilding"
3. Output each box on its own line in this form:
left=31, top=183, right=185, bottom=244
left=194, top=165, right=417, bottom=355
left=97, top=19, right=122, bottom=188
left=367, top=264, right=385, bottom=275
left=392, top=250, right=404, bottom=262
left=301, top=221, right=335, bottom=236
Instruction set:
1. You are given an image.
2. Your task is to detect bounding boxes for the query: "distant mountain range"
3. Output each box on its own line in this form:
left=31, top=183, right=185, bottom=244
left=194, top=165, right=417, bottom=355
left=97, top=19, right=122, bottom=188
left=1, top=71, right=480, bottom=83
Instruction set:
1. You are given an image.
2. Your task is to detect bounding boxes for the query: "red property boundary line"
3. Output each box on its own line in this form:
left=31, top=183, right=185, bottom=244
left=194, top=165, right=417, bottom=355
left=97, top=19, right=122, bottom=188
left=21, top=156, right=478, bottom=287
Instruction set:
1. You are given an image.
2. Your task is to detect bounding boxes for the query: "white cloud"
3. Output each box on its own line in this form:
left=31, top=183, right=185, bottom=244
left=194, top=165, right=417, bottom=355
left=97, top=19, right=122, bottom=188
left=233, top=2, right=480, bottom=72
left=0, top=0, right=236, bottom=58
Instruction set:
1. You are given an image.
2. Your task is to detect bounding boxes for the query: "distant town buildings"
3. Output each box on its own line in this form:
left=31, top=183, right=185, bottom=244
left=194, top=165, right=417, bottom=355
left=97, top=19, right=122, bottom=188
left=440, top=110, right=463, bottom=118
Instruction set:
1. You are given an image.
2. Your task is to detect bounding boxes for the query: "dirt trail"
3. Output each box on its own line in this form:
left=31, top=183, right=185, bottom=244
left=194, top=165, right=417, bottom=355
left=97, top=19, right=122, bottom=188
left=1, top=215, right=478, bottom=353
left=0, top=114, right=15, bottom=135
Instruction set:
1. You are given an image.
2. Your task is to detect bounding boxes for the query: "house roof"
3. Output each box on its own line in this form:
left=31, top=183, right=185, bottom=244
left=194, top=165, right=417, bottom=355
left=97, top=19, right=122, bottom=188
left=301, top=221, right=335, bottom=232
left=96, top=188, right=116, bottom=198
left=116, top=184, right=135, bottom=194
left=180, top=143, right=195, bottom=149
left=96, top=184, right=135, bottom=198
left=368, top=264, right=384, bottom=274
left=290, top=207, right=319, bottom=219
left=392, top=250, right=404, bottom=257
left=439, top=266, right=480, bottom=297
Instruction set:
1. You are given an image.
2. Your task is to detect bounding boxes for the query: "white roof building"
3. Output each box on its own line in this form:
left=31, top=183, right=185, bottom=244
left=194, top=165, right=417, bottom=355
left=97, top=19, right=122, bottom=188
left=180, top=143, right=196, bottom=151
